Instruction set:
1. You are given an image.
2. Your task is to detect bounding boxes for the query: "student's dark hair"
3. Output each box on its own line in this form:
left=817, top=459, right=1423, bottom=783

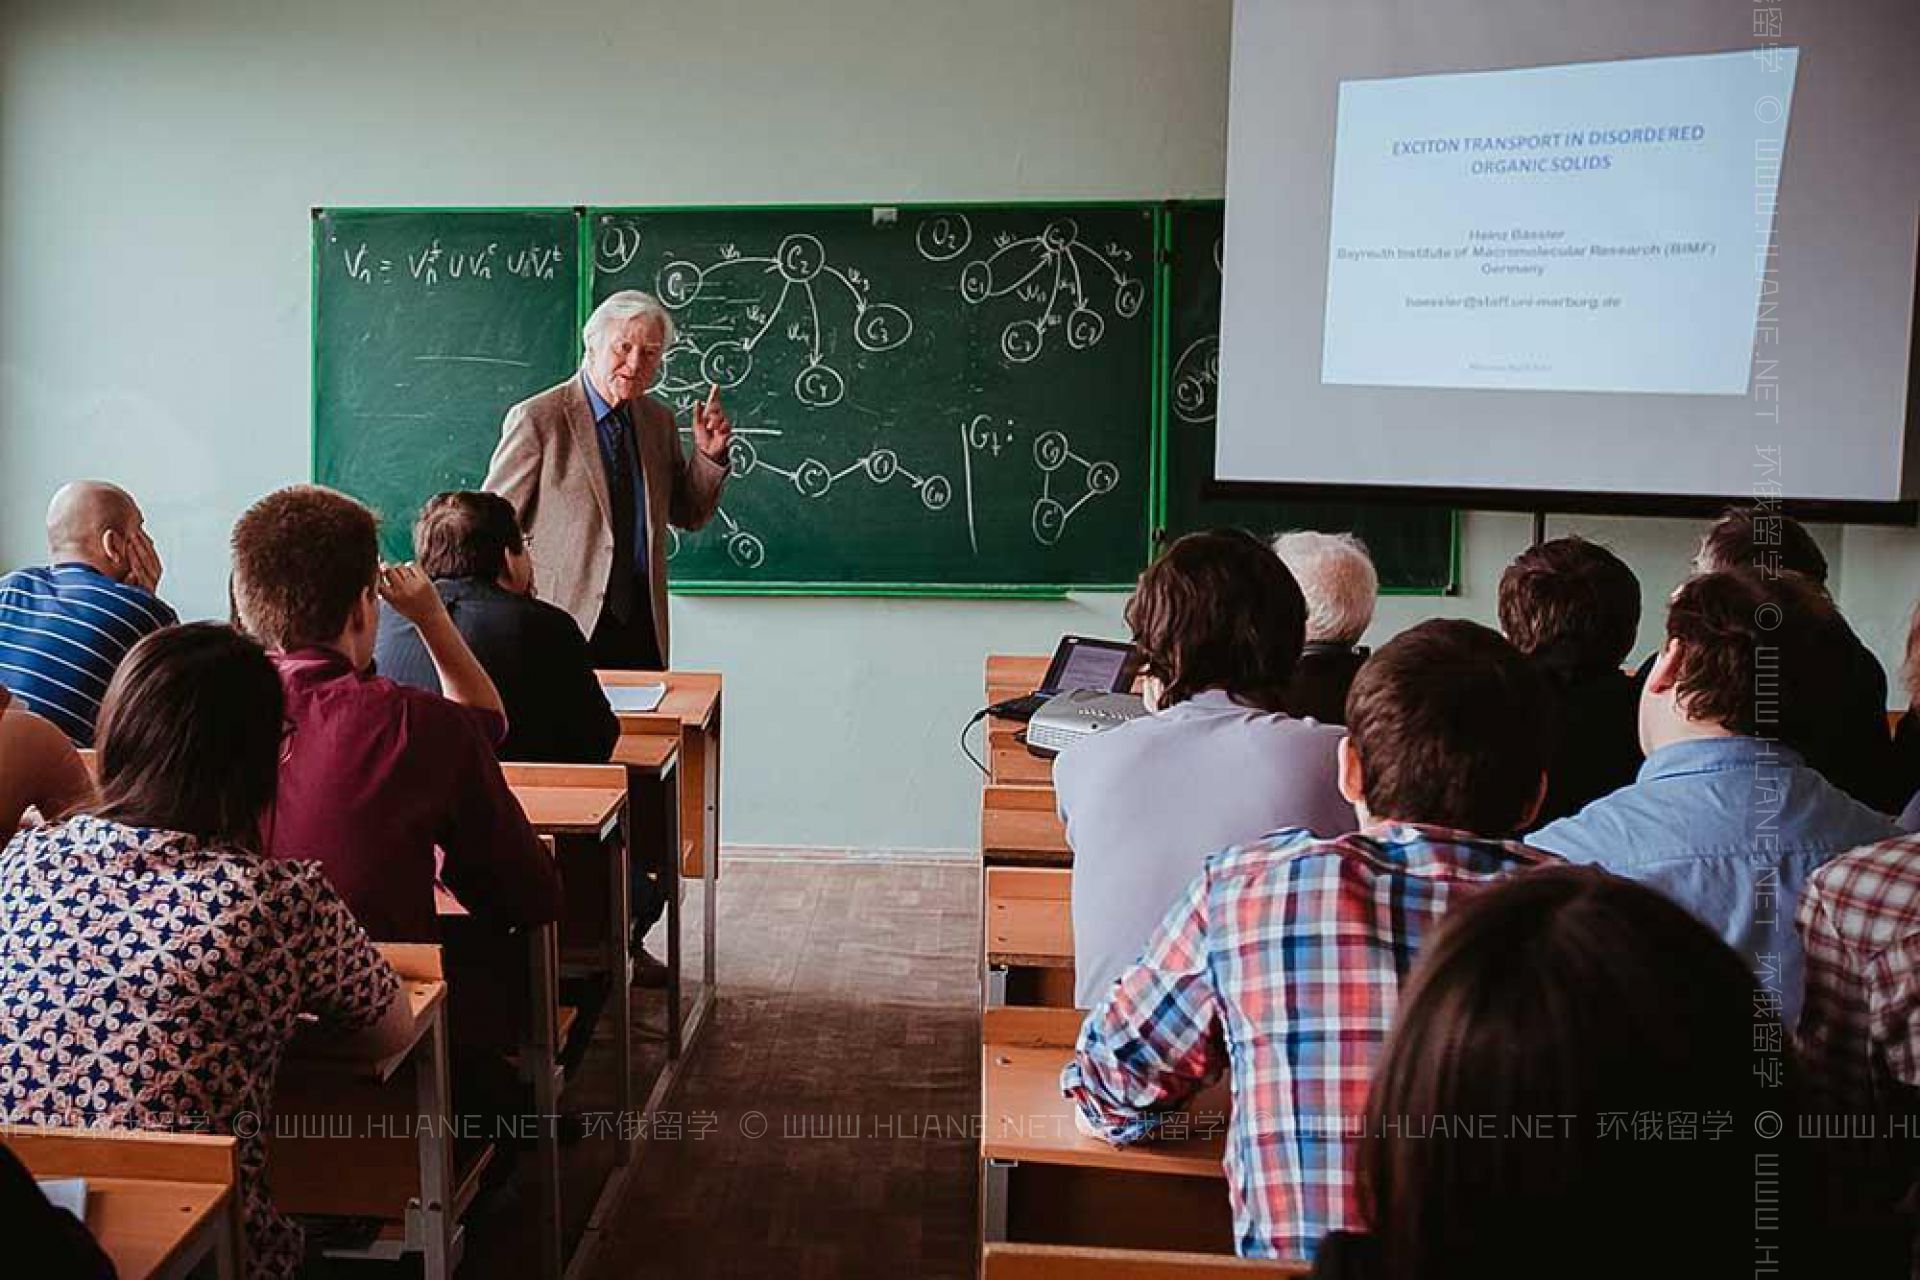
left=94, top=623, right=284, bottom=851
left=1357, top=866, right=1780, bottom=1280
left=1697, top=505, right=1827, bottom=584
left=413, top=490, right=524, bottom=581
left=230, top=485, right=379, bottom=650
left=1124, top=528, right=1308, bottom=712
left=1343, top=620, right=1546, bottom=834
left=1497, top=536, right=1641, bottom=671
left=1662, top=567, right=1837, bottom=746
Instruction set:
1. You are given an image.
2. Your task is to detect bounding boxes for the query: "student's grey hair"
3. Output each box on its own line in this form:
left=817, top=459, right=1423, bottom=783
left=582, top=290, right=676, bottom=350
left=1272, top=530, right=1378, bottom=644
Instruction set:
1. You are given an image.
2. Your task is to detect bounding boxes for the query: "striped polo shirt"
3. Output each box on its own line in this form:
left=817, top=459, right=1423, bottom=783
left=0, top=563, right=178, bottom=745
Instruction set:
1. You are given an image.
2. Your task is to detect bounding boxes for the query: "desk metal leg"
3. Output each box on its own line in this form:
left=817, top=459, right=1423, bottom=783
left=981, top=1157, right=1014, bottom=1243
left=608, top=810, right=635, bottom=1162
left=661, top=756, right=684, bottom=1060
left=986, top=966, right=1009, bottom=1008
left=525, top=925, right=564, bottom=1280
left=702, top=717, right=720, bottom=996
left=412, top=1009, right=455, bottom=1280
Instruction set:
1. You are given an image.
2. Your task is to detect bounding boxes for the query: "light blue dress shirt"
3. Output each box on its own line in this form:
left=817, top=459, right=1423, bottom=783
left=1530, top=736, right=1897, bottom=1022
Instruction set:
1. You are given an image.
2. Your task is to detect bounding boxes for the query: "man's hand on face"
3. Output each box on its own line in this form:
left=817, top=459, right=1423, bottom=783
left=124, top=527, right=164, bottom=594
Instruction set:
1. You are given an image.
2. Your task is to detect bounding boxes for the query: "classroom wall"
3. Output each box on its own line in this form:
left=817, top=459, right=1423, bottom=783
left=3, top=0, right=1915, bottom=853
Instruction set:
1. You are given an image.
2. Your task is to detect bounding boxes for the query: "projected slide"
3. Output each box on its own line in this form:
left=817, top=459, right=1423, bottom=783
left=1320, top=50, right=1798, bottom=395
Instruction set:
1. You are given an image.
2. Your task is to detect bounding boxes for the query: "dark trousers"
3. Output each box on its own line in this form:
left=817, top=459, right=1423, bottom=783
left=589, top=601, right=669, bottom=943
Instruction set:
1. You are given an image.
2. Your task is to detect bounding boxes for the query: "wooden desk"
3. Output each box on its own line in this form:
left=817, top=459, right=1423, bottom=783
left=273, top=945, right=465, bottom=1279
left=983, top=1243, right=1306, bottom=1279
left=982, top=784, right=1070, bottom=867
left=599, top=669, right=722, bottom=880
left=437, top=860, right=567, bottom=1280
left=606, top=733, right=710, bottom=1066
left=981, top=1008, right=1232, bottom=1254
left=986, top=656, right=1056, bottom=788
left=603, top=670, right=721, bottom=1060
left=9, top=1125, right=241, bottom=1280
left=985, top=866, right=1075, bottom=1008
left=505, top=763, right=639, bottom=1185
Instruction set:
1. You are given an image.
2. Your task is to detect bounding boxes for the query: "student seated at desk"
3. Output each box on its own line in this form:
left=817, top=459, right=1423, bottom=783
left=1055, top=529, right=1350, bottom=1008
left=1316, top=868, right=1790, bottom=1280
left=1271, top=530, right=1376, bottom=726
left=1531, top=568, right=1896, bottom=1024
left=0, top=624, right=414, bottom=1280
left=1639, top=507, right=1900, bottom=813
left=1063, top=619, right=1559, bottom=1262
left=0, top=481, right=176, bottom=746
left=0, top=685, right=94, bottom=832
left=229, top=485, right=561, bottom=943
left=375, top=491, right=618, bottom=764
left=1496, top=536, right=1643, bottom=826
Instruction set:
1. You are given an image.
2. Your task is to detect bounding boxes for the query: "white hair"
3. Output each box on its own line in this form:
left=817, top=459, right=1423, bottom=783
left=583, top=290, right=676, bottom=350
left=1272, top=530, right=1378, bottom=644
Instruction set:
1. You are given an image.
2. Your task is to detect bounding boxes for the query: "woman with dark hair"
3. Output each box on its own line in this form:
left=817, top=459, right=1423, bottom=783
left=0, top=623, right=412, bottom=1280
left=1316, top=866, right=1799, bottom=1280
left=1055, top=528, right=1353, bottom=1006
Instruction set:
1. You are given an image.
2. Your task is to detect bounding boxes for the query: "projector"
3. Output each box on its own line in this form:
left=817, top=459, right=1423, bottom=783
left=1024, top=689, right=1149, bottom=757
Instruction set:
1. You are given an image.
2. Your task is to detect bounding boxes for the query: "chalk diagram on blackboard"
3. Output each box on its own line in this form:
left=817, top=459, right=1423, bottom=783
left=1172, top=236, right=1225, bottom=425
left=600, top=222, right=933, bottom=570
left=959, top=415, right=1120, bottom=552
left=915, top=214, right=1145, bottom=363
left=648, top=232, right=913, bottom=408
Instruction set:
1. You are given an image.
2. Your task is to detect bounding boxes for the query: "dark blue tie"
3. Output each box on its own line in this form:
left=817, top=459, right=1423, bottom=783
left=596, top=409, right=647, bottom=622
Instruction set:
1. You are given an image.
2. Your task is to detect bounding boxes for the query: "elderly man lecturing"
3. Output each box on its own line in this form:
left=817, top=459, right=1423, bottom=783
left=483, top=290, right=732, bottom=669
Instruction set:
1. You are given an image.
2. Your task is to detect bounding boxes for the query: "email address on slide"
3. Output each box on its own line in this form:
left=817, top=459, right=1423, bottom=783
left=1405, top=293, right=1623, bottom=311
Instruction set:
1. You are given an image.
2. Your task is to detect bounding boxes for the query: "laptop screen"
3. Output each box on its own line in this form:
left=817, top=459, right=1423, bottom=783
left=1040, top=636, right=1136, bottom=695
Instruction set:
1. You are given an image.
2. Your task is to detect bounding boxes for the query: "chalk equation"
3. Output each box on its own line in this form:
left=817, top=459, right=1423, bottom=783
left=333, top=237, right=567, bottom=287
left=915, top=214, right=1145, bottom=363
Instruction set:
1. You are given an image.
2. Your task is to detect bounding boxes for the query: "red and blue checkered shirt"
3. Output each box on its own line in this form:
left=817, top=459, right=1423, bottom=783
left=1060, top=821, right=1558, bottom=1261
left=1795, top=834, right=1920, bottom=1218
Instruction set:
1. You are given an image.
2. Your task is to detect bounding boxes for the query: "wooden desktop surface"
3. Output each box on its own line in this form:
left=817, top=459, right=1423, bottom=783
left=986, top=867, right=1073, bottom=968
left=10, top=1127, right=238, bottom=1280
left=982, top=784, right=1069, bottom=865
left=981, top=1008, right=1225, bottom=1180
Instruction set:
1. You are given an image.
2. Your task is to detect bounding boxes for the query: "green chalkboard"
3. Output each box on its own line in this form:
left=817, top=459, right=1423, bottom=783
left=1160, top=203, right=1458, bottom=593
left=312, top=208, right=581, bottom=561
left=588, top=205, right=1156, bottom=591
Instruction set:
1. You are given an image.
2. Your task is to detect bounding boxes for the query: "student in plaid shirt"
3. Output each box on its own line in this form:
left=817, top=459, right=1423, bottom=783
left=1062, top=620, right=1561, bottom=1261
left=1795, top=835, right=1920, bottom=1265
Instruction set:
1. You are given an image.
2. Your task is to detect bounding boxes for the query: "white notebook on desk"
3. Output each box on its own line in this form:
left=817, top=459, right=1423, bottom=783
left=37, top=1177, right=87, bottom=1219
left=603, top=683, right=667, bottom=713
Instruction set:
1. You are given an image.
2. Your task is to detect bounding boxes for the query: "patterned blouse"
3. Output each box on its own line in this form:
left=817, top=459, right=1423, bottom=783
left=0, top=815, right=399, bottom=1279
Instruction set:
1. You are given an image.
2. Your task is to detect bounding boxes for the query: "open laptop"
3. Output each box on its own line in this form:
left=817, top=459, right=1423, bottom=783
left=986, top=635, right=1140, bottom=723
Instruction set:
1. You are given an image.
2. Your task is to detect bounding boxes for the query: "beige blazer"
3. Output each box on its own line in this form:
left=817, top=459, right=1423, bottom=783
left=482, top=375, right=727, bottom=662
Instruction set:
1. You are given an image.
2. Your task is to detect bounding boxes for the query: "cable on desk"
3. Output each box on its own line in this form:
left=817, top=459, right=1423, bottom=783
left=960, top=708, right=990, bottom=776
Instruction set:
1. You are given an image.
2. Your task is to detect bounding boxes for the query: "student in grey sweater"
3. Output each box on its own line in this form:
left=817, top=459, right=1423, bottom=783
left=1056, top=530, right=1353, bottom=1007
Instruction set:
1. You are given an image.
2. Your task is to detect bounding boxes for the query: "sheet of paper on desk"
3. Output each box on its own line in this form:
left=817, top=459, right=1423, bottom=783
left=37, top=1177, right=86, bottom=1219
left=603, top=683, right=666, bottom=713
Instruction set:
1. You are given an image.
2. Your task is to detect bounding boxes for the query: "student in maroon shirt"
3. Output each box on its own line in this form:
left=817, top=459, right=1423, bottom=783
left=228, top=485, right=560, bottom=942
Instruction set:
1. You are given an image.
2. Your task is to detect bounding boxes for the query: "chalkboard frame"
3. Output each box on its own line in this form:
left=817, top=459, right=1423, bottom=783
left=1152, top=200, right=1463, bottom=597
left=308, top=204, right=586, bottom=559
left=585, top=199, right=1166, bottom=598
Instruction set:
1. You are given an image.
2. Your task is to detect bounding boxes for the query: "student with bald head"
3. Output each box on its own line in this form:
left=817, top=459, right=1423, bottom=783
left=0, top=481, right=175, bottom=744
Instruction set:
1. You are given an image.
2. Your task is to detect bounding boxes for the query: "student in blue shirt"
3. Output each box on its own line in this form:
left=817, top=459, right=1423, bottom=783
left=0, top=482, right=176, bottom=745
left=1531, top=567, right=1896, bottom=1022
